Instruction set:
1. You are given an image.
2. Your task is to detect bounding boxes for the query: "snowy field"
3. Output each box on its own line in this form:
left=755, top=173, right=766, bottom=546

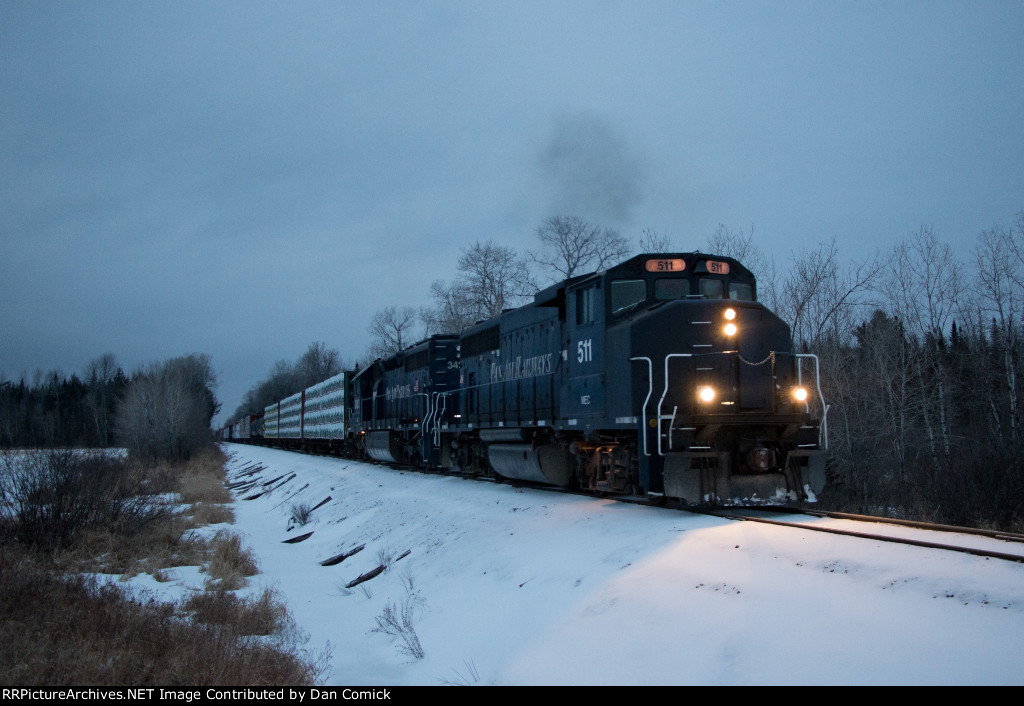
left=123, top=444, right=1024, bottom=685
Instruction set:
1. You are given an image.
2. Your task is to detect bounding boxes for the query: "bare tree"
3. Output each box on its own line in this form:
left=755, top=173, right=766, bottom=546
left=84, top=353, right=119, bottom=386
left=422, top=280, right=478, bottom=335
left=706, top=223, right=768, bottom=277
left=774, top=237, right=879, bottom=350
left=886, top=227, right=962, bottom=342
left=533, top=216, right=631, bottom=281
left=257, top=360, right=300, bottom=407
left=116, top=354, right=218, bottom=461
left=296, top=341, right=341, bottom=387
left=456, top=240, right=536, bottom=319
left=882, top=227, right=963, bottom=472
left=83, top=353, right=120, bottom=446
left=974, top=223, right=1023, bottom=339
left=368, top=306, right=419, bottom=358
left=638, top=226, right=671, bottom=252
left=972, top=223, right=1024, bottom=440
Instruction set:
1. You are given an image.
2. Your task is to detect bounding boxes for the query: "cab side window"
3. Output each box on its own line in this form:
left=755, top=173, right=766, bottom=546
left=576, top=287, right=595, bottom=325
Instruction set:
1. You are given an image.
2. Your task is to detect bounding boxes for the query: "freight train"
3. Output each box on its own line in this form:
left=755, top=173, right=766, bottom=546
left=221, top=253, right=828, bottom=505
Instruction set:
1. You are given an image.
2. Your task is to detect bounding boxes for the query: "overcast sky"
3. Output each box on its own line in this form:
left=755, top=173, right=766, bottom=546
left=3, top=0, right=1023, bottom=426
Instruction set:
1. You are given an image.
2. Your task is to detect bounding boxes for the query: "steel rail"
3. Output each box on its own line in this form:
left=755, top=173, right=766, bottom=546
left=697, top=509, right=1024, bottom=564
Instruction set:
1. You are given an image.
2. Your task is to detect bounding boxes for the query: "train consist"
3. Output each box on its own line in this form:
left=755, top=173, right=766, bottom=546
left=221, top=253, right=828, bottom=505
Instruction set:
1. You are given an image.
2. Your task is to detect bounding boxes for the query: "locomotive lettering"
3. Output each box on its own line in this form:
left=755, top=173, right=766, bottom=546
left=489, top=352, right=554, bottom=383
left=385, top=384, right=413, bottom=401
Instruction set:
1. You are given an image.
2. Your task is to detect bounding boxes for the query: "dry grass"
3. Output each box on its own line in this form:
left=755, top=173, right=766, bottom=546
left=178, top=448, right=233, bottom=505
left=187, top=501, right=236, bottom=526
left=0, top=545, right=324, bottom=686
left=290, top=502, right=313, bottom=527
left=0, top=446, right=329, bottom=685
left=183, top=588, right=291, bottom=636
left=205, top=531, right=259, bottom=590
left=176, top=447, right=235, bottom=529
left=57, top=516, right=211, bottom=577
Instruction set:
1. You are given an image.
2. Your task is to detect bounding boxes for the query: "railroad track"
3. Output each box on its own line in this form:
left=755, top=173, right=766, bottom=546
left=226, top=444, right=1024, bottom=563
left=698, top=507, right=1024, bottom=563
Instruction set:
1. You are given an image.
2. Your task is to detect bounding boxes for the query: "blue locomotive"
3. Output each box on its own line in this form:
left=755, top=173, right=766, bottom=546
left=226, top=253, right=827, bottom=505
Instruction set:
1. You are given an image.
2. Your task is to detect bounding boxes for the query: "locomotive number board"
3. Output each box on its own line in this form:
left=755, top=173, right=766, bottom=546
left=706, top=259, right=730, bottom=274
left=644, top=258, right=686, bottom=272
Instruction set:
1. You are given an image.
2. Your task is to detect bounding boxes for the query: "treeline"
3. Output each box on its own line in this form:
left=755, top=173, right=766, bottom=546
left=229, top=341, right=343, bottom=423
left=0, top=354, right=125, bottom=448
left=0, top=353, right=219, bottom=462
left=715, top=215, right=1024, bottom=530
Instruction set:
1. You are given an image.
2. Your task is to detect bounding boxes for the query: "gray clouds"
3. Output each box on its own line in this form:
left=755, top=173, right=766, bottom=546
left=1, top=1, right=1022, bottom=424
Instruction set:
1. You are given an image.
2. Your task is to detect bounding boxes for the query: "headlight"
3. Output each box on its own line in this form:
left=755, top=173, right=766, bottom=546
left=792, top=387, right=808, bottom=402
left=724, top=322, right=738, bottom=336
left=699, top=386, right=715, bottom=403
left=724, top=308, right=736, bottom=320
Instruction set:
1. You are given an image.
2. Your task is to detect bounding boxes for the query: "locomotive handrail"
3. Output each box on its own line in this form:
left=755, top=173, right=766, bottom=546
left=658, top=353, right=693, bottom=456
left=422, top=393, right=436, bottom=448
left=629, top=356, right=653, bottom=457
left=794, top=353, right=828, bottom=450
left=433, top=392, right=449, bottom=445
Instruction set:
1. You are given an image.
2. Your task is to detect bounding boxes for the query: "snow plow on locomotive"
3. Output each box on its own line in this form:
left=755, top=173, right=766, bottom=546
left=223, top=253, right=828, bottom=506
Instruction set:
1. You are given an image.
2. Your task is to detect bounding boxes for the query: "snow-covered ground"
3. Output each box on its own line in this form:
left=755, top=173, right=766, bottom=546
left=127, top=444, right=1024, bottom=685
